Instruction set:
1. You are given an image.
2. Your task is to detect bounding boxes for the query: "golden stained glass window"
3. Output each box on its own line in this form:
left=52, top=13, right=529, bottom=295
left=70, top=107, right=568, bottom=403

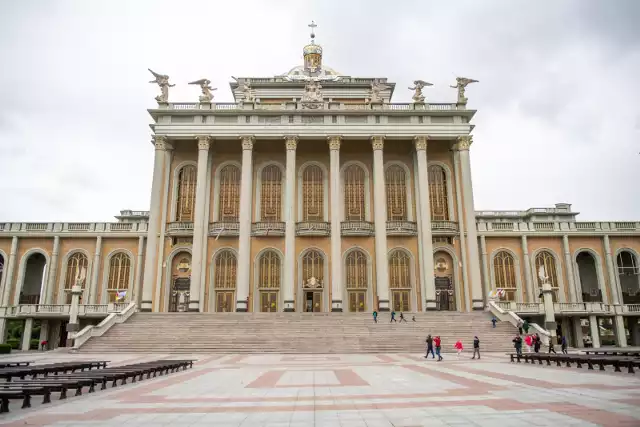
left=259, top=250, right=281, bottom=289
left=214, top=250, right=237, bottom=289
left=302, top=250, right=324, bottom=284
left=218, top=165, right=240, bottom=222
left=385, top=165, right=407, bottom=221
left=107, top=252, right=131, bottom=302
left=65, top=252, right=88, bottom=290
left=535, top=251, right=558, bottom=287
left=261, top=165, right=282, bottom=222
left=389, top=250, right=411, bottom=289
left=428, top=165, right=449, bottom=221
left=176, top=165, right=197, bottom=221
left=344, top=164, right=366, bottom=221
left=302, top=165, right=324, bottom=221
left=346, top=250, right=367, bottom=289
left=494, top=251, right=517, bottom=301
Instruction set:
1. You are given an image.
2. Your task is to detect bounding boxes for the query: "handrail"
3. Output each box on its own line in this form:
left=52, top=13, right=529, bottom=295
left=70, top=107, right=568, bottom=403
left=71, top=302, right=137, bottom=349
left=487, top=300, right=551, bottom=346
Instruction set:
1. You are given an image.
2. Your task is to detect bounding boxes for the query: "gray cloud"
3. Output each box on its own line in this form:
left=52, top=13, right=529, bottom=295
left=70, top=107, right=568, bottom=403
left=0, top=0, right=639, bottom=222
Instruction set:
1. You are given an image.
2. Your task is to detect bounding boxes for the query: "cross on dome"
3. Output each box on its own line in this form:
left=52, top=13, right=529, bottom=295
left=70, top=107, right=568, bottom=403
left=308, top=20, right=317, bottom=43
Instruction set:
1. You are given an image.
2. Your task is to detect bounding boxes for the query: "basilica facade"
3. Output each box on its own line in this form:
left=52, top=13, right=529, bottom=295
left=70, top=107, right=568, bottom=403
left=1, top=32, right=640, bottom=347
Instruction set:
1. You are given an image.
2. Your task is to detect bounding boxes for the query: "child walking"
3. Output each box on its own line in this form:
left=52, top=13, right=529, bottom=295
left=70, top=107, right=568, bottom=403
left=454, top=340, right=464, bottom=358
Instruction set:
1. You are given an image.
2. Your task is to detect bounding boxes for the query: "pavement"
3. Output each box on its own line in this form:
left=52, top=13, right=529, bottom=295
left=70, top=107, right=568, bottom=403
left=0, top=351, right=639, bottom=426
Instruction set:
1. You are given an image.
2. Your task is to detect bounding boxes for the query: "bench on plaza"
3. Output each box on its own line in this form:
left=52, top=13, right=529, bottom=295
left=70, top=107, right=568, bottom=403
left=0, top=361, right=32, bottom=369
left=0, top=361, right=108, bottom=382
left=583, top=350, right=640, bottom=358
left=0, top=386, right=51, bottom=412
left=508, top=353, right=640, bottom=373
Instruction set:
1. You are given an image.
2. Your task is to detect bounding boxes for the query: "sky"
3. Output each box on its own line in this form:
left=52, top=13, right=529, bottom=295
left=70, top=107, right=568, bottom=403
left=0, top=0, right=639, bottom=222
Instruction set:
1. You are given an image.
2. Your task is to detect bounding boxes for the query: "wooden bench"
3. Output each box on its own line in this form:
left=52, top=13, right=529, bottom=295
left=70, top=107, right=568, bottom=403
left=509, top=353, right=640, bottom=373
left=0, top=386, right=51, bottom=412
left=584, top=350, right=640, bottom=358
left=0, top=361, right=32, bottom=369
left=0, top=361, right=108, bottom=381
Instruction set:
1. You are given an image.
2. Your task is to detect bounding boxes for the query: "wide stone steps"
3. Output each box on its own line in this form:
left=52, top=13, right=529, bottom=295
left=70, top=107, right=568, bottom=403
left=80, top=311, right=517, bottom=353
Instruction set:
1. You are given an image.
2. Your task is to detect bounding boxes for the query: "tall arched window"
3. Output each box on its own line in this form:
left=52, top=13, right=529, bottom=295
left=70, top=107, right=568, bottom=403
left=64, top=252, right=89, bottom=304
left=494, top=251, right=517, bottom=301
left=302, top=165, right=324, bottom=221
left=261, top=165, right=282, bottom=222
left=346, top=250, right=368, bottom=312
left=428, top=165, right=449, bottom=221
left=385, top=165, right=407, bottom=221
left=534, top=251, right=559, bottom=301
left=218, top=165, right=241, bottom=222
left=389, top=250, right=411, bottom=311
left=106, top=253, right=131, bottom=303
left=176, top=165, right=197, bottom=221
left=617, top=251, right=640, bottom=304
left=344, top=164, right=366, bottom=221
left=302, top=250, right=324, bottom=283
left=259, top=250, right=281, bottom=289
left=214, top=250, right=237, bottom=312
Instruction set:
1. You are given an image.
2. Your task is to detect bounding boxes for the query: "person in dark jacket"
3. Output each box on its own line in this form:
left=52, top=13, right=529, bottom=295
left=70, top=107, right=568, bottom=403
left=513, top=335, right=523, bottom=355
left=533, top=333, right=541, bottom=353
left=561, top=335, right=568, bottom=354
left=424, top=334, right=435, bottom=359
left=472, top=336, right=480, bottom=359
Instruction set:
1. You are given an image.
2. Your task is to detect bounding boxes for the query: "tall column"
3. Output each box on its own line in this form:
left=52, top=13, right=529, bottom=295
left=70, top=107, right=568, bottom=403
left=1, top=236, right=18, bottom=306
left=453, top=148, right=470, bottom=311
left=21, top=317, right=33, bottom=351
left=44, top=236, right=60, bottom=304
left=236, top=136, right=254, bottom=312
left=455, top=135, right=483, bottom=309
left=371, top=136, right=390, bottom=311
left=562, top=235, right=577, bottom=302
left=412, top=151, right=426, bottom=310
left=603, top=235, right=621, bottom=305
left=88, top=236, right=102, bottom=304
left=141, top=136, right=171, bottom=312
left=480, top=235, right=490, bottom=302
left=414, top=136, right=435, bottom=309
left=134, top=236, right=144, bottom=304
left=189, top=135, right=212, bottom=312
left=588, top=314, right=601, bottom=348
left=328, top=136, right=343, bottom=311
left=521, top=236, right=534, bottom=302
left=283, top=136, right=298, bottom=312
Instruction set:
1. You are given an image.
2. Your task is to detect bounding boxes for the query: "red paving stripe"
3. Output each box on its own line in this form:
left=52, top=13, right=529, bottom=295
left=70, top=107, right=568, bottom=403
left=225, top=355, right=248, bottom=364
left=245, top=370, right=285, bottom=388
left=196, top=354, right=226, bottom=365
left=115, top=368, right=222, bottom=400
left=401, top=364, right=501, bottom=390
left=376, top=355, right=397, bottom=362
left=334, top=369, right=370, bottom=386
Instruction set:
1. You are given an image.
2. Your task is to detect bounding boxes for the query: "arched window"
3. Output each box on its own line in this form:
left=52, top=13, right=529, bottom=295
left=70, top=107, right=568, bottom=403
left=259, top=250, right=281, bottom=288
left=214, top=251, right=237, bottom=289
left=218, top=165, right=240, bottom=222
left=576, top=251, right=601, bottom=302
left=344, top=164, right=366, bottom=221
left=385, top=165, right=407, bottom=221
left=534, top=251, right=559, bottom=301
left=302, top=250, right=324, bottom=283
left=494, top=251, right=517, bottom=301
left=261, top=165, right=282, bottom=222
left=106, top=253, right=131, bottom=302
left=617, top=251, right=639, bottom=304
left=64, top=252, right=88, bottom=304
left=302, top=165, right=324, bottom=221
left=428, top=165, right=449, bottom=221
left=176, top=165, right=197, bottom=221
left=389, top=250, right=411, bottom=289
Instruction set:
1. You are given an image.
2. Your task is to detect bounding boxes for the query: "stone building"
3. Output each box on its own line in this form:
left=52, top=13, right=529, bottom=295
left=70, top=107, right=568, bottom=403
left=1, top=31, right=639, bottom=349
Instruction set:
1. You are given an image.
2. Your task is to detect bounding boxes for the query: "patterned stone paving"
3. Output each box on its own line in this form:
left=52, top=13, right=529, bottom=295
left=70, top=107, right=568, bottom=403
left=1, top=351, right=639, bottom=426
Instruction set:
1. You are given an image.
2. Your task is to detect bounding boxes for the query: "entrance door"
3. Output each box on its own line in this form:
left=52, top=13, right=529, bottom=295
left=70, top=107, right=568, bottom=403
left=260, top=291, right=278, bottom=312
left=392, top=290, right=410, bottom=312
left=169, top=277, right=191, bottom=312
left=304, top=291, right=322, bottom=312
left=348, top=291, right=367, bottom=312
left=59, top=321, right=68, bottom=348
left=435, top=277, right=455, bottom=311
left=216, top=291, right=235, bottom=312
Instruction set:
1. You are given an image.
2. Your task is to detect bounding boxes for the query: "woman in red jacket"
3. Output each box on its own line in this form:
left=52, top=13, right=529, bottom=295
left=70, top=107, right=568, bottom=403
left=434, top=336, right=443, bottom=361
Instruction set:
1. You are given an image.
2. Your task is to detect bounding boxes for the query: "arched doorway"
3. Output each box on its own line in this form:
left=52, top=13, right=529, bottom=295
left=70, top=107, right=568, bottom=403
left=213, top=250, right=237, bottom=312
left=257, top=250, right=281, bottom=312
left=389, top=249, right=413, bottom=312
left=617, top=251, right=640, bottom=304
left=21, top=253, right=47, bottom=304
left=434, top=251, right=456, bottom=311
left=300, top=249, right=325, bottom=312
left=345, top=249, right=369, bottom=312
left=576, top=251, right=602, bottom=302
left=169, top=253, right=191, bottom=312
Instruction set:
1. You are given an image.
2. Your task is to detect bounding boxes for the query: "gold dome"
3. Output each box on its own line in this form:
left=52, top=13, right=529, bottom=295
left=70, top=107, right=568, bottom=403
left=303, top=43, right=323, bottom=56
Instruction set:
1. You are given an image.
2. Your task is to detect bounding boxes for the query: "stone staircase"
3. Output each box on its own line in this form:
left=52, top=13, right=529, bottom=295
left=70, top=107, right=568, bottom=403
left=79, top=311, right=518, bottom=353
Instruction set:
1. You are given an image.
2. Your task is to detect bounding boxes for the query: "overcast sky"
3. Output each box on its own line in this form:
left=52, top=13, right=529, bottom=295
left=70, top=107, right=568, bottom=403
left=1, top=0, right=639, bottom=222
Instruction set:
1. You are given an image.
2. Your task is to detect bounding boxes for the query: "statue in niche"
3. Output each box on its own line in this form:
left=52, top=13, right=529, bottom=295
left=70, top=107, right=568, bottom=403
left=189, top=78, right=217, bottom=102
left=450, top=77, right=479, bottom=104
left=538, top=265, right=549, bottom=285
left=301, top=80, right=323, bottom=108
left=408, top=80, right=432, bottom=103
left=148, top=69, right=175, bottom=103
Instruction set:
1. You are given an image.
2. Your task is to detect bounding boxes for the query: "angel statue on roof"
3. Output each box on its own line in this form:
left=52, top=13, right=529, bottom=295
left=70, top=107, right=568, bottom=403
left=148, top=69, right=175, bottom=103
left=189, top=78, right=217, bottom=102
left=408, top=80, right=432, bottom=103
left=450, top=77, right=479, bottom=105
left=367, top=79, right=389, bottom=104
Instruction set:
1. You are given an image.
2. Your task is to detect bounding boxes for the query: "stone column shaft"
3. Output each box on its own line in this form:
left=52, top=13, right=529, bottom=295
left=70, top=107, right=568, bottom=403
left=371, top=136, right=390, bottom=311
left=1, top=236, right=18, bottom=306
left=480, top=235, right=490, bottom=302
left=189, top=136, right=212, bottom=312
left=134, top=236, right=144, bottom=304
left=562, top=235, right=577, bottom=302
left=453, top=149, right=471, bottom=311
left=329, top=136, right=343, bottom=311
left=415, top=137, right=435, bottom=309
left=603, top=235, right=621, bottom=305
left=411, top=151, right=426, bottom=310
left=21, top=317, right=33, bottom=351
left=236, top=136, right=254, bottom=312
left=44, top=236, right=60, bottom=304
left=456, top=136, right=483, bottom=309
left=283, top=136, right=298, bottom=312
left=89, top=236, right=102, bottom=304
left=141, top=136, right=170, bottom=311
left=588, top=314, right=601, bottom=348
left=521, top=235, right=534, bottom=302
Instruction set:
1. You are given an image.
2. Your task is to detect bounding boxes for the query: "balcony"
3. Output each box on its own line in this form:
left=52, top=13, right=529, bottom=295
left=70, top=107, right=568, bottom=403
left=209, top=222, right=240, bottom=237
left=296, top=222, right=330, bottom=237
left=554, top=302, right=613, bottom=315
left=0, top=303, right=127, bottom=319
left=431, top=221, right=459, bottom=234
left=252, top=222, right=285, bottom=236
left=341, top=221, right=374, bottom=236
left=386, top=221, right=417, bottom=236
left=167, top=222, right=194, bottom=236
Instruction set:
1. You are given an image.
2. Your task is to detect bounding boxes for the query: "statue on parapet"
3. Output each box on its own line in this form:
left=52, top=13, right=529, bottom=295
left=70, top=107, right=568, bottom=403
left=450, top=77, right=478, bottom=105
left=367, top=79, right=389, bottom=104
left=241, top=79, right=255, bottom=103
left=148, top=69, right=175, bottom=103
left=408, top=80, right=432, bottom=103
left=189, top=78, right=217, bottom=102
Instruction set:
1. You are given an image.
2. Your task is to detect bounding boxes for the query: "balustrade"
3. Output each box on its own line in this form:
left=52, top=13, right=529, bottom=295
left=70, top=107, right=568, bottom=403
left=209, top=222, right=240, bottom=237
left=340, top=221, right=375, bottom=236
left=252, top=222, right=285, bottom=236
left=431, top=221, right=459, bottom=233
left=296, top=221, right=330, bottom=236
left=386, top=221, right=417, bottom=236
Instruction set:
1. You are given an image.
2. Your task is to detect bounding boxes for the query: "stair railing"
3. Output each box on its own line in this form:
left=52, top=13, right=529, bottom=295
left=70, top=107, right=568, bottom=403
left=488, top=300, right=551, bottom=346
left=71, top=302, right=137, bottom=350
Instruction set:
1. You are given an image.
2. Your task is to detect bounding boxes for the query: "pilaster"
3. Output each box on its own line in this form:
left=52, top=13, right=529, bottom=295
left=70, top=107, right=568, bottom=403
left=371, top=136, right=389, bottom=311
left=328, top=136, right=343, bottom=311
left=453, top=147, right=471, bottom=311
left=283, top=135, right=298, bottom=312
left=236, top=136, right=255, bottom=312
left=1, top=236, right=18, bottom=306
left=603, top=235, right=621, bottom=305
left=134, top=236, right=145, bottom=304
left=44, top=236, right=60, bottom=304
left=414, top=136, right=435, bottom=310
left=562, top=235, right=577, bottom=302
left=89, top=236, right=102, bottom=304
left=521, top=235, right=534, bottom=302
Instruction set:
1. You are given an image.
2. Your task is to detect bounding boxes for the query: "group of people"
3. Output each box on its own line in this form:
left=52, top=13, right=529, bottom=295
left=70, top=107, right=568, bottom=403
left=423, top=334, right=481, bottom=361
left=512, top=319, right=568, bottom=355
left=372, top=310, right=415, bottom=323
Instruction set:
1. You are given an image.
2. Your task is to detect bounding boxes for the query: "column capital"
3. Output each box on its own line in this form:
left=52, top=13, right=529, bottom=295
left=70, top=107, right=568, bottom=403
left=370, top=135, right=385, bottom=151
left=327, top=135, right=342, bottom=151
left=195, top=135, right=213, bottom=150
left=454, top=135, right=473, bottom=151
left=152, top=135, right=172, bottom=151
left=239, top=135, right=255, bottom=150
left=284, top=135, right=298, bottom=151
left=413, top=135, right=429, bottom=151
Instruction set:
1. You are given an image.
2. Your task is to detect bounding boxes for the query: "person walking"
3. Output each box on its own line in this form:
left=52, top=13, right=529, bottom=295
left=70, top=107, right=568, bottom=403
left=517, top=320, right=523, bottom=335
left=491, top=317, right=497, bottom=328
left=513, top=335, right=523, bottom=356
left=454, top=340, right=464, bottom=358
left=522, top=319, right=530, bottom=335
left=471, top=336, right=480, bottom=359
left=434, top=336, right=443, bottom=361
left=548, top=339, right=557, bottom=354
left=524, top=334, right=533, bottom=353
left=399, top=312, right=407, bottom=323
left=372, top=310, right=378, bottom=323
left=424, top=334, right=435, bottom=359
left=561, top=335, right=568, bottom=354
left=390, top=311, right=397, bottom=323
left=412, top=315, right=416, bottom=322
left=533, top=333, right=541, bottom=353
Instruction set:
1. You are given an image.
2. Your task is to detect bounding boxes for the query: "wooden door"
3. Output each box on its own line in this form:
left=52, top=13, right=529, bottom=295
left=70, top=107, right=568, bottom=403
left=216, top=291, right=235, bottom=312
left=392, top=290, right=410, bottom=312
left=260, top=291, right=278, bottom=312
left=349, top=291, right=367, bottom=312
left=312, top=291, right=322, bottom=312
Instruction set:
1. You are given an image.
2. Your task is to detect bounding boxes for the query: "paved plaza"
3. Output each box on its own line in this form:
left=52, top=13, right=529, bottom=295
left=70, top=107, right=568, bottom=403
left=1, top=351, right=639, bottom=426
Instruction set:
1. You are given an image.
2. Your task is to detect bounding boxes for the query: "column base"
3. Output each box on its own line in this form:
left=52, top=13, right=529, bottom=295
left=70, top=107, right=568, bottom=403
left=378, top=299, right=389, bottom=312
left=188, top=301, right=200, bottom=312
left=331, top=300, right=343, bottom=312
left=425, top=300, right=437, bottom=311
left=472, top=300, right=485, bottom=310
left=236, top=300, right=248, bottom=312
left=284, top=300, right=295, bottom=312
left=140, top=300, right=153, bottom=312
